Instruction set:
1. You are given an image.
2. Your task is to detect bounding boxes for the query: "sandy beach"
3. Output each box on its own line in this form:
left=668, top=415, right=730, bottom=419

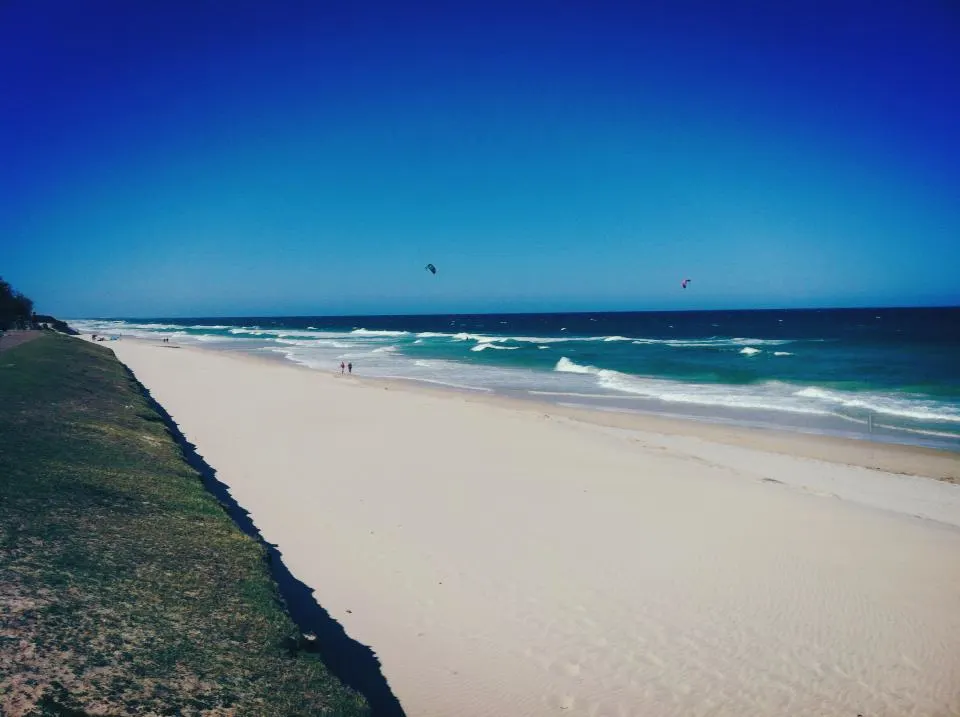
left=103, top=337, right=960, bottom=717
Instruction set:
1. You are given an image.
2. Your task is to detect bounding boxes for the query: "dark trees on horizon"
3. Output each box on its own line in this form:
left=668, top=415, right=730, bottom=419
left=0, top=277, right=35, bottom=330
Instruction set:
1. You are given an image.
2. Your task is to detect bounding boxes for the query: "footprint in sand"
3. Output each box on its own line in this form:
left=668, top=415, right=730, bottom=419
left=545, top=694, right=576, bottom=711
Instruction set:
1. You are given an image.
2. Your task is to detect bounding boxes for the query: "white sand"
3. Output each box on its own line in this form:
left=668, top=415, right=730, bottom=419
left=104, top=338, right=960, bottom=717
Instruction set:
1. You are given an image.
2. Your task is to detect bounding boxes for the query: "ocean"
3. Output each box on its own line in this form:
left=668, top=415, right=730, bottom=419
left=70, top=308, right=960, bottom=451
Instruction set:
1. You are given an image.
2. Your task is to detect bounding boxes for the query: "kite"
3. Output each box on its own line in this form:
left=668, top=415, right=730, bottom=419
left=681, top=278, right=691, bottom=289
left=425, top=263, right=437, bottom=275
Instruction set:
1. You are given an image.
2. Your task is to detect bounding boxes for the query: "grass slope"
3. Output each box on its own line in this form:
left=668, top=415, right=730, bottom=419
left=0, top=335, right=369, bottom=716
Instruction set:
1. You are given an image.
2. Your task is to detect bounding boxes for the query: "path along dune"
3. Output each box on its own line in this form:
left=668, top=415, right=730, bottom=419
left=105, top=338, right=960, bottom=717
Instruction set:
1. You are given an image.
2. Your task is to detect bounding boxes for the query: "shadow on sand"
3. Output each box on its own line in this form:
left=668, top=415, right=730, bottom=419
left=131, top=371, right=406, bottom=716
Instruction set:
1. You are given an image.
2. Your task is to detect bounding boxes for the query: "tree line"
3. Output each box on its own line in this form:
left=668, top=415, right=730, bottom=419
left=0, top=276, right=35, bottom=331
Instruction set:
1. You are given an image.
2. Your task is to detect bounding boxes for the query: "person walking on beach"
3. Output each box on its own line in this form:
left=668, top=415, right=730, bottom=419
left=340, top=361, right=345, bottom=374
left=348, top=362, right=353, bottom=374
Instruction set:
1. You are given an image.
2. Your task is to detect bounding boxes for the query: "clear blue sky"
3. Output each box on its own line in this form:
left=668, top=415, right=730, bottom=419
left=2, top=1, right=958, bottom=318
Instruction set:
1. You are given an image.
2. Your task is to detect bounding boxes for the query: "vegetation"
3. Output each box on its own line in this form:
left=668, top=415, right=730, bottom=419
left=32, top=315, right=78, bottom=335
left=0, top=334, right=369, bottom=716
left=0, top=276, right=34, bottom=331
left=0, top=278, right=75, bottom=334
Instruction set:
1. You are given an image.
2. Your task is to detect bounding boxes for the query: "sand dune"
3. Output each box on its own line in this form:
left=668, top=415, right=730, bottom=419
left=105, top=338, right=960, bottom=717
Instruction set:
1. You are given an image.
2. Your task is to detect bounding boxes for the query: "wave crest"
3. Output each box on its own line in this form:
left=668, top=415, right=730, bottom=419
left=471, top=343, right=520, bottom=352
left=351, top=328, right=410, bottom=337
left=555, top=357, right=599, bottom=374
left=793, top=387, right=960, bottom=423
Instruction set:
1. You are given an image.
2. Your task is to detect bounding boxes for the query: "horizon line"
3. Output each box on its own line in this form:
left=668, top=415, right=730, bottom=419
left=68, top=303, right=960, bottom=322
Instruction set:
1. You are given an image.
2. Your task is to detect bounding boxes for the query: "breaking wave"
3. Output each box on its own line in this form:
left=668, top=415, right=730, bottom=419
left=554, top=358, right=830, bottom=415
left=471, top=343, right=520, bottom=352
left=64, top=316, right=960, bottom=447
left=632, top=337, right=794, bottom=348
left=351, top=328, right=411, bottom=337
left=554, top=357, right=960, bottom=425
left=793, top=387, right=960, bottom=424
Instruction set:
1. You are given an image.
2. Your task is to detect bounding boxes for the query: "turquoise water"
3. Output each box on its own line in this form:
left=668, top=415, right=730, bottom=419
left=71, top=308, right=960, bottom=451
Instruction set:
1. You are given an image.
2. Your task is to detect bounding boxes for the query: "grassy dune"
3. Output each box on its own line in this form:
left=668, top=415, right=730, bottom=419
left=0, top=334, right=368, bottom=716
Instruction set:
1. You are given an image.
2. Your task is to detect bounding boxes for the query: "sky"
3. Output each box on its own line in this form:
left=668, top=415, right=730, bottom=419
left=2, top=1, right=958, bottom=318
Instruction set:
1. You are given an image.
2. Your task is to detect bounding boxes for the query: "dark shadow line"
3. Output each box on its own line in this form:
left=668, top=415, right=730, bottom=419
left=127, top=367, right=406, bottom=716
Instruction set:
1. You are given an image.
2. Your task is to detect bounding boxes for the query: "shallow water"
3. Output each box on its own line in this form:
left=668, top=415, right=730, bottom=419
left=71, top=307, right=960, bottom=451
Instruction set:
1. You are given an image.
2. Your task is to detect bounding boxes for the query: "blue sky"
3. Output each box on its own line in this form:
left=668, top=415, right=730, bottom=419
left=2, top=1, right=958, bottom=317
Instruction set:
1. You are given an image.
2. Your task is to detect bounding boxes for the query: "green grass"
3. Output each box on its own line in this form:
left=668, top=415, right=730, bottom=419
left=0, top=334, right=369, bottom=716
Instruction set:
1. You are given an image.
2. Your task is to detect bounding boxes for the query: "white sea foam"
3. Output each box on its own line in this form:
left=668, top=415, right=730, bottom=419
left=274, top=338, right=352, bottom=349
left=387, top=377, right=494, bottom=392
left=632, top=337, right=794, bottom=348
left=554, top=358, right=832, bottom=415
left=793, top=387, right=960, bottom=424
left=510, top=336, right=578, bottom=343
left=555, top=357, right=597, bottom=374
left=225, top=327, right=365, bottom=341
left=420, top=331, right=631, bottom=345
left=448, top=332, right=558, bottom=346
left=529, top=390, right=638, bottom=400
left=413, top=331, right=801, bottom=349
left=276, top=331, right=346, bottom=339
left=71, top=320, right=186, bottom=340
left=470, top=343, right=520, bottom=352
left=119, top=322, right=183, bottom=330
left=69, top=319, right=958, bottom=439
left=269, top=348, right=328, bottom=370
left=71, top=321, right=182, bottom=332
left=452, top=332, right=502, bottom=342
left=876, top=424, right=960, bottom=439
left=351, top=328, right=410, bottom=337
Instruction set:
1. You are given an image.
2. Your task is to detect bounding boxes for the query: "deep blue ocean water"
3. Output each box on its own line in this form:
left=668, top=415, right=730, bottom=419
left=71, top=308, right=960, bottom=451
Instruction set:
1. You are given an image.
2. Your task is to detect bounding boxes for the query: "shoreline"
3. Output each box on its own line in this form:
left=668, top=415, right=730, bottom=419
left=98, top=334, right=960, bottom=716
left=355, top=376, right=960, bottom=483
left=68, top=310, right=960, bottom=456
left=115, top=335, right=960, bottom=483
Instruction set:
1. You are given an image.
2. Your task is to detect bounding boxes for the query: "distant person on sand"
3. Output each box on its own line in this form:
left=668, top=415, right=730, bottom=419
left=348, top=362, right=353, bottom=374
left=340, top=361, right=345, bottom=374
